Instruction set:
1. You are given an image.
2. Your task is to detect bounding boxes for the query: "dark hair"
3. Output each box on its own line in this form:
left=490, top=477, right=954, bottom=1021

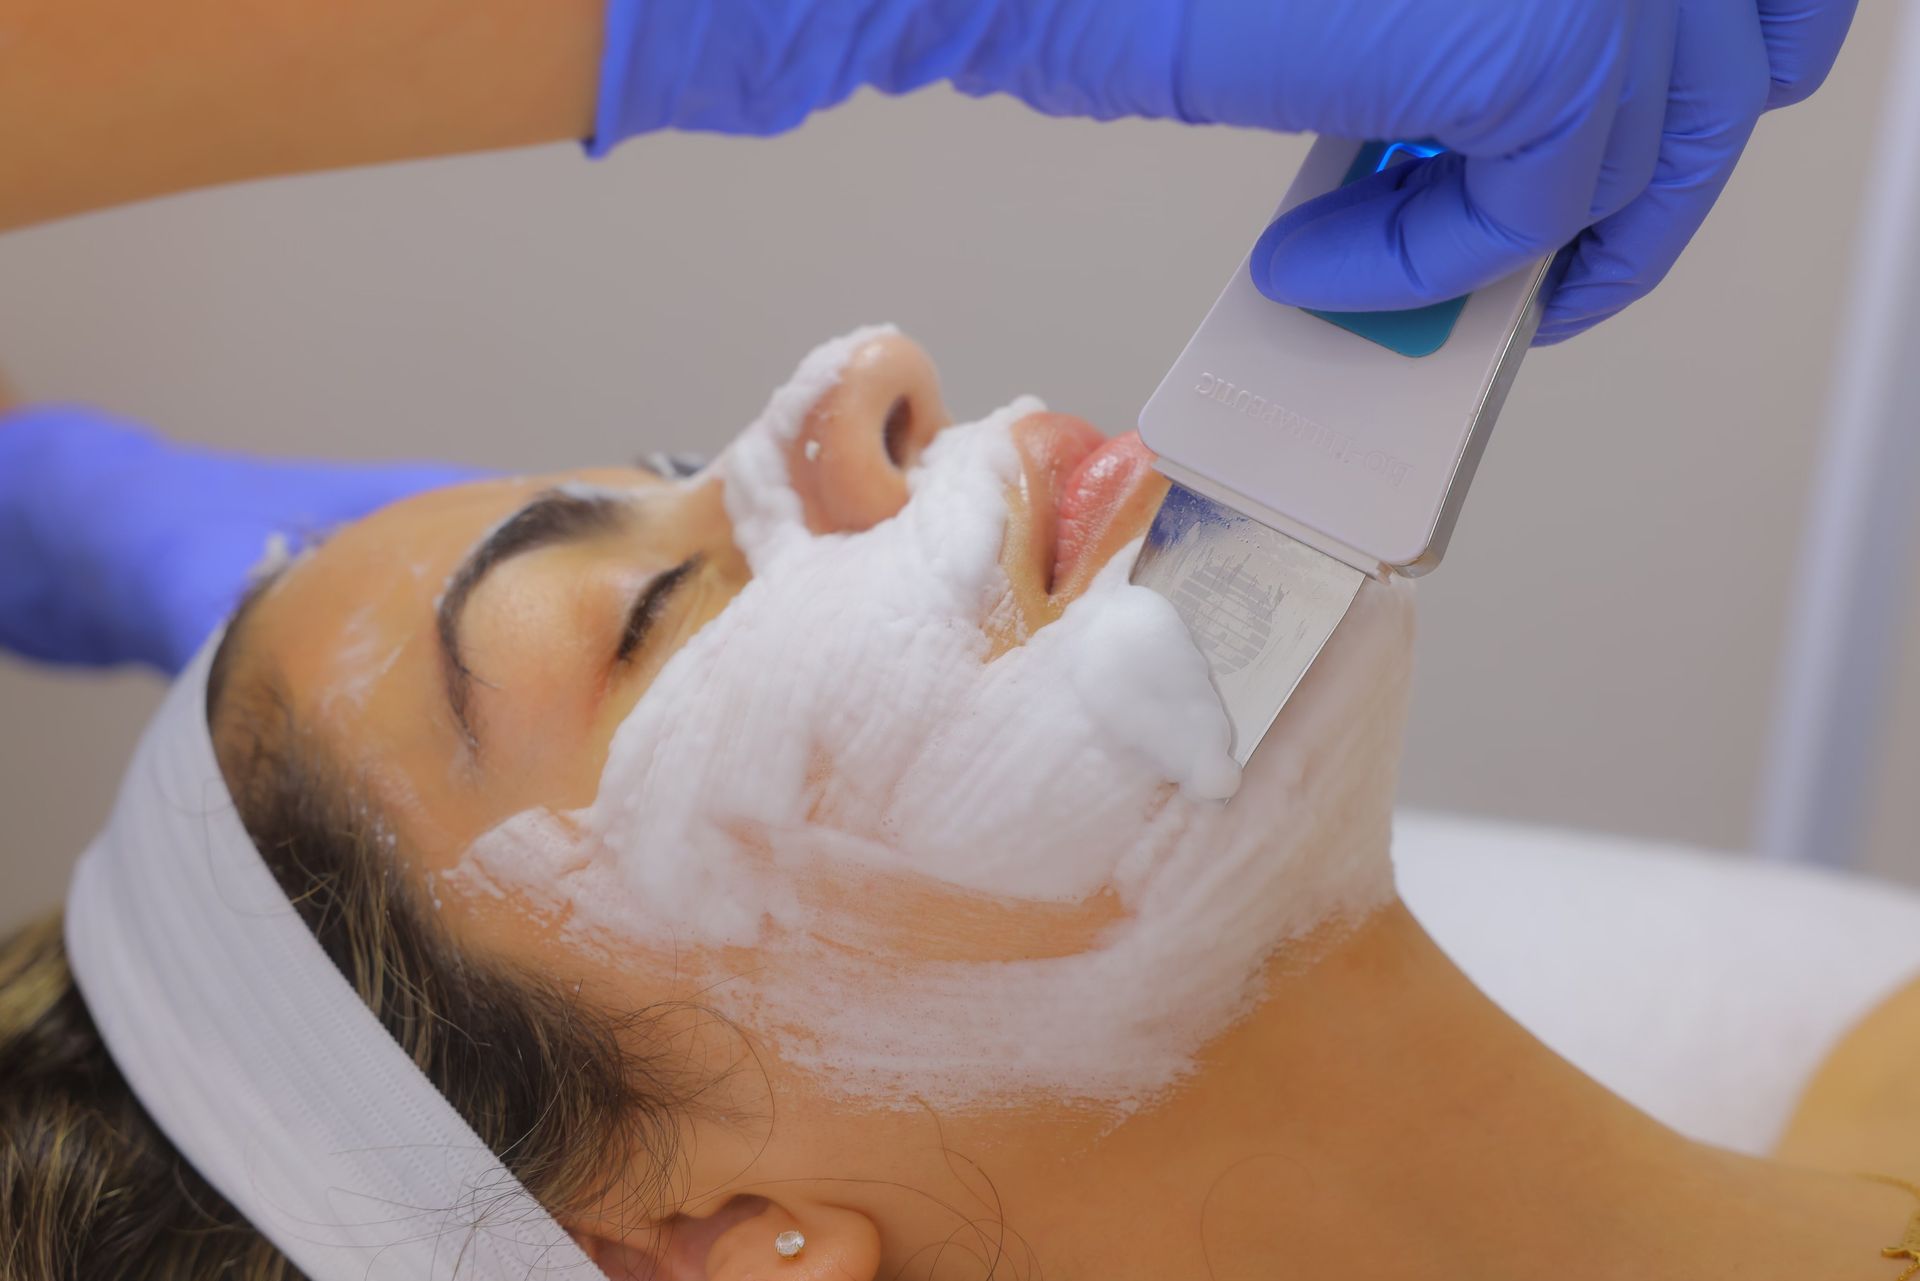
left=0, top=596, right=693, bottom=1278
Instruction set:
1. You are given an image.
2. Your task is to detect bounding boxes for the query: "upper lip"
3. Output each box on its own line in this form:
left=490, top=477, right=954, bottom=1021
left=1010, top=414, right=1105, bottom=592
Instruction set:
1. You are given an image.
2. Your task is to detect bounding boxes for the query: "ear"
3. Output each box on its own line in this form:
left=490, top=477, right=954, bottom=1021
left=705, top=1199, right=880, bottom=1281
left=570, top=1194, right=881, bottom=1281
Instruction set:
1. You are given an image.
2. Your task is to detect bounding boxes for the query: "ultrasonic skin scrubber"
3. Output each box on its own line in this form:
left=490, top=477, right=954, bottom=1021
left=1133, top=135, right=1553, bottom=766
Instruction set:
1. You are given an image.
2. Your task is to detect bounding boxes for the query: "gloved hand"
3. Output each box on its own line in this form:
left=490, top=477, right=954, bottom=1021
left=0, top=406, right=483, bottom=673
left=592, top=0, right=1857, bottom=343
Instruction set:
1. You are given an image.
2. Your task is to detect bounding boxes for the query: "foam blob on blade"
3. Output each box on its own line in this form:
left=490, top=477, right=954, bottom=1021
left=1061, top=553, right=1240, bottom=802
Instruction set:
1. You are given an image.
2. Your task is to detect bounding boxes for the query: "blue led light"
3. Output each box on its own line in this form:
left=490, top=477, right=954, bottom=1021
left=1374, top=139, right=1446, bottom=172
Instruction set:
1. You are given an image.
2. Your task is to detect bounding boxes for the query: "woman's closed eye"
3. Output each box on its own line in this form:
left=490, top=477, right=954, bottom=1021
left=616, top=555, right=702, bottom=664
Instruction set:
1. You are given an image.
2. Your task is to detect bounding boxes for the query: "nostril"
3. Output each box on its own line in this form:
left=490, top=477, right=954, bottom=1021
left=788, top=335, right=951, bottom=534
left=883, top=396, right=914, bottom=470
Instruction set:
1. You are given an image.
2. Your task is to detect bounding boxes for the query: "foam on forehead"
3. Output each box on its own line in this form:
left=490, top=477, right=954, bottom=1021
left=463, top=327, right=1402, bottom=1110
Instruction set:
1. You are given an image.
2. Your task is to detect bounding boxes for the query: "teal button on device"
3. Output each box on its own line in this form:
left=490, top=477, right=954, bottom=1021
left=1305, top=140, right=1466, bottom=358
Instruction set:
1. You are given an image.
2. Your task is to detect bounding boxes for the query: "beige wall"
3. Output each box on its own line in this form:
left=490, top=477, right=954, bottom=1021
left=2, top=6, right=1914, bottom=933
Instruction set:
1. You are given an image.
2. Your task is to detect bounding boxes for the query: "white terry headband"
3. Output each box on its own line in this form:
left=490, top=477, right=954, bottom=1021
left=64, top=635, right=601, bottom=1280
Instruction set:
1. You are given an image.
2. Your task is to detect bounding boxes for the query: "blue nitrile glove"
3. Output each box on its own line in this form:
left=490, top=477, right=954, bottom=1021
left=0, top=406, right=484, bottom=673
left=591, top=0, right=1857, bottom=343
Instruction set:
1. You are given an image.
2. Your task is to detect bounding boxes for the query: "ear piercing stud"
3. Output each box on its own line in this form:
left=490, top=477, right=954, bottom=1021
left=774, top=1229, right=806, bottom=1260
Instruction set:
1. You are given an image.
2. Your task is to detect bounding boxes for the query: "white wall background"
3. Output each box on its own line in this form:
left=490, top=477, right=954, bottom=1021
left=3, top=3, right=1914, bottom=933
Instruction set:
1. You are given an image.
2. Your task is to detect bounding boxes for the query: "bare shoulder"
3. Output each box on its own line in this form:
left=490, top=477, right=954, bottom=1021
left=1776, top=970, right=1920, bottom=1173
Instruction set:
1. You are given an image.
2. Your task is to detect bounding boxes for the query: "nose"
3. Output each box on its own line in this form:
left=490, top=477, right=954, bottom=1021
left=787, top=332, right=951, bottom=533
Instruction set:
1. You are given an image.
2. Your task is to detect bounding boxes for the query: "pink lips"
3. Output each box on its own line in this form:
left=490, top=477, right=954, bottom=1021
left=1051, top=430, right=1156, bottom=589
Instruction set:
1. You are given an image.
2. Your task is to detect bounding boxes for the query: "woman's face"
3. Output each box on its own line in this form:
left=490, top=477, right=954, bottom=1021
left=231, top=327, right=1408, bottom=1113
left=240, top=330, right=1167, bottom=863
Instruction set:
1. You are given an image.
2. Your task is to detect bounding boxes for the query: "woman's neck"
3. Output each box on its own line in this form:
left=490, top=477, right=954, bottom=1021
left=968, top=902, right=1904, bottom=1280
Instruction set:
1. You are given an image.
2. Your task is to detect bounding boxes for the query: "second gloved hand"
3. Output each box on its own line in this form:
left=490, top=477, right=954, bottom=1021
left=592, top=0, right=1857, bottom=342
left=0, top=406, right=484, bottom=673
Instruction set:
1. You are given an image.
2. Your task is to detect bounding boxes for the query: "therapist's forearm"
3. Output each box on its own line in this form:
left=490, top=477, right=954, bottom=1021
left=0, top=0, right=602, bottom=231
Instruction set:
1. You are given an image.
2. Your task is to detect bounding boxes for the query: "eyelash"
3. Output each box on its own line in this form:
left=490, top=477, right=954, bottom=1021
left=637, top=451, right=708, bottom=480
left=616, top=556, right=702, bottom=664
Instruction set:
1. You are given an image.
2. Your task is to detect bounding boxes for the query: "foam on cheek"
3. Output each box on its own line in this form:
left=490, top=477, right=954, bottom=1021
left=463, top=327, right=1398, bottom=1110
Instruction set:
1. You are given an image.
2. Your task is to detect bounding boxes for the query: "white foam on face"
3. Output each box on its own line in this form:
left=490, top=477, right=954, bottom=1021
left=463, top=327, right=1405, bottom=1110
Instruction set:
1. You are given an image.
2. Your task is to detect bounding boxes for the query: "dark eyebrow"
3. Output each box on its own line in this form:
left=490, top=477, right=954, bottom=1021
left=436, top=489, right=627, bottom=751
